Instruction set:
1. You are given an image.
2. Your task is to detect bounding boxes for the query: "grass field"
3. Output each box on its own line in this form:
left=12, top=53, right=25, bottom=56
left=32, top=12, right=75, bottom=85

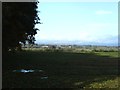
left=3, top=49, right=119, bottom=88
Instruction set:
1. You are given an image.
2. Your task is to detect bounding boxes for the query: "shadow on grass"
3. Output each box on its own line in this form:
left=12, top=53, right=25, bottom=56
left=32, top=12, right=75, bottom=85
left=2, top=50, right=119, bottom=88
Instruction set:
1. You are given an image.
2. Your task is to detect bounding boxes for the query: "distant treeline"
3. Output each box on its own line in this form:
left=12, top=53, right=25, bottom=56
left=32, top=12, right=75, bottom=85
left=22, top=44, right=118, bottom=52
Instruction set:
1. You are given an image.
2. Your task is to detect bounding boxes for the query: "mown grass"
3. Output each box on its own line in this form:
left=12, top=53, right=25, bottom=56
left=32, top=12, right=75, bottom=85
left=2, top=50, right=119, bottom=88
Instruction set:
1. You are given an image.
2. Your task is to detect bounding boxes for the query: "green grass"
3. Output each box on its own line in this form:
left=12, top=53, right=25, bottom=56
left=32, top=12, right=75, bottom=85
left=94, top=52, right=118, bottom=58
left=3, top=50, right=119, bottom=88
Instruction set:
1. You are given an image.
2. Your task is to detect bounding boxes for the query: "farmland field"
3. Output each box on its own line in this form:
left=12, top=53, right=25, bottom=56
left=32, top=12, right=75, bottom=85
left=2, top=47, right=119, bottom=88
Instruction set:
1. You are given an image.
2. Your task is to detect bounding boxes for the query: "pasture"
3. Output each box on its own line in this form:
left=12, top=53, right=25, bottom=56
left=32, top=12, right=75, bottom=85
left=3, top=48, right=119, bottom=88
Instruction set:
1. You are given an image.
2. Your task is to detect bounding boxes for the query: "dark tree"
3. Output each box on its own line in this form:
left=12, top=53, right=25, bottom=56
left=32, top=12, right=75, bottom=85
left=2, top=1, right=40, bottom=52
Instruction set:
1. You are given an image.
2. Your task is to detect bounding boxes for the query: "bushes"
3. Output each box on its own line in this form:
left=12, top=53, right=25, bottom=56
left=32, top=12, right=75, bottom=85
left=22, top=45, right=118, bottom=53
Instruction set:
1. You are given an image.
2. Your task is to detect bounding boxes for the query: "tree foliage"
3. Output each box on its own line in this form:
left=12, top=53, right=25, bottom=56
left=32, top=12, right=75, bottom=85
left=2, top=1, right=40, bottom=52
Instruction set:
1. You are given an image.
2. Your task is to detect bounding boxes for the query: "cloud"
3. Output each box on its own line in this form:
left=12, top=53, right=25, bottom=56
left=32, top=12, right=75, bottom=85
left=96, top=10, right=112, bottom=15
left=35, top=22, right=117, bottom=43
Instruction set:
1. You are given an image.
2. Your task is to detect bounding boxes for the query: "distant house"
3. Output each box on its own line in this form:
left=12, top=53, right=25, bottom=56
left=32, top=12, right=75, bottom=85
left=56, top=45, right=61, bottom=49
left=68, top=45, right=72, bottom=48
left=41, top=46, right=49, bottom=48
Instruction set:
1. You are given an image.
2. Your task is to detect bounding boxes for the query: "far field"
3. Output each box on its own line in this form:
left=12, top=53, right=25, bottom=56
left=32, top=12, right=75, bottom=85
left=3, top=46, right=119, bottom=88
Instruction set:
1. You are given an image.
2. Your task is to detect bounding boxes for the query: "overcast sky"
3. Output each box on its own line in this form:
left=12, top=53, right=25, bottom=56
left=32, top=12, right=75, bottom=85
left=35, top=2, right=118, bottom=45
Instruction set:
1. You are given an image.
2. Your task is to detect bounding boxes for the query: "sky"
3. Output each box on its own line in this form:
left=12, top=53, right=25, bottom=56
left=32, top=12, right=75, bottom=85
left=35, top=1, right=118, bottom=46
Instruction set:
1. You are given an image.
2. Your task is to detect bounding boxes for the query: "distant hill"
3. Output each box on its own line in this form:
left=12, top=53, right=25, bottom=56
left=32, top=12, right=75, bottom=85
left=35, top=40, right=118, bottom=46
